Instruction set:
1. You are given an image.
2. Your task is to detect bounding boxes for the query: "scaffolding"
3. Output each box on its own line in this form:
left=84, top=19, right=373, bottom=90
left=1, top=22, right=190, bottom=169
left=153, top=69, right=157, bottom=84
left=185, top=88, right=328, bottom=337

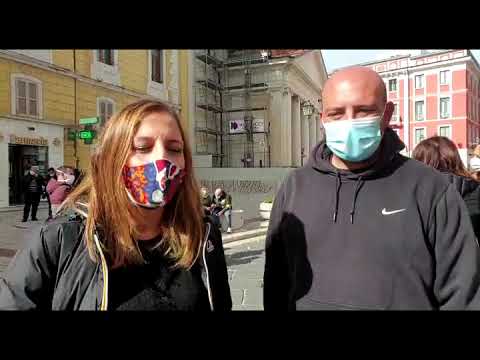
left=194, top=49, right=271, bottom=168
left=194, top=50, right=226, bottom=167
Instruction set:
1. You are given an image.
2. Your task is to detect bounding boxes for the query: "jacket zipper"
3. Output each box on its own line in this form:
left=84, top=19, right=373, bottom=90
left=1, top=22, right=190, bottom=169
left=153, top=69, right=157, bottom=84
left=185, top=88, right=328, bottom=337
left=202, top=223, right=214, bottom=311
left=94, top=232, right=109, bottom=311
left=93, top=224, right=213, bottom=312
left=75, top=203, right=108, bottom=311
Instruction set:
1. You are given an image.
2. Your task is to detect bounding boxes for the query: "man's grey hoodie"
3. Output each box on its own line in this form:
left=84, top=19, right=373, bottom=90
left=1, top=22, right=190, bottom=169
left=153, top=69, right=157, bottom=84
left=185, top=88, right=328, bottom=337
left=264, top=129, right=480, bottom=310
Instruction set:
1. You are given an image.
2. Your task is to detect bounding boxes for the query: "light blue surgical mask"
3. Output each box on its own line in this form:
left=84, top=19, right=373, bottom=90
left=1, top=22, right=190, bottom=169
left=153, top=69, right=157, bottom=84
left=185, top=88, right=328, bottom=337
left=323, top=115, right=383, bottom=162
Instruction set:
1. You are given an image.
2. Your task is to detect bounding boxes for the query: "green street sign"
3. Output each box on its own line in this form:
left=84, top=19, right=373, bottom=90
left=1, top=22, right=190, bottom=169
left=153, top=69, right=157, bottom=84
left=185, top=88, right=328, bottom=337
left=79, top=117, right=99, bottom=125
left=77, top=130, right=96, bottom=140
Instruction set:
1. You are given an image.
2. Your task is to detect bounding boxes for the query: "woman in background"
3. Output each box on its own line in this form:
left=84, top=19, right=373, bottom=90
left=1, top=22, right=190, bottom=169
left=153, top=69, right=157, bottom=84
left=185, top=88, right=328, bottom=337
left=413, top=136, right=480, bottom=239
left=46, top=166, right=75, bottom=217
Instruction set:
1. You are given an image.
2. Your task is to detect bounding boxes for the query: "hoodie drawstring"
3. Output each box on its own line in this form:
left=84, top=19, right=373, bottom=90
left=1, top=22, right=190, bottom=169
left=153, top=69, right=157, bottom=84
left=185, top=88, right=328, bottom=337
left=333, top=172, right=342, bottom=223
left=332, top=173, right=365, bottom=224
left=349, top=177, right=364, bottom=224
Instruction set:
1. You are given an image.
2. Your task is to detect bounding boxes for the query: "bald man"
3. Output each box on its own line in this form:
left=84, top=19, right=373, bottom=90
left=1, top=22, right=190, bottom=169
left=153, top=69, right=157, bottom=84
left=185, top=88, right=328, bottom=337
left=264, top=66, right=480, bottom=310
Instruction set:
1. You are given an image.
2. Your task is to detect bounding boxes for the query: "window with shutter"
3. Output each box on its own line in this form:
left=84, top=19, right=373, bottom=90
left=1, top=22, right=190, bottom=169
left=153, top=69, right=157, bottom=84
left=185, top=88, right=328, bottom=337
left=151, top=50, right=163, bottom=83
left=98, top=50, right=114, bottom=65
left=415, top=101, right=424, bottom=121
left=98, top=99, right=115, bottom=126
left=439, top=126, right=451, bottom=138
left=13, top=76, right=41, bottom=117
left=16, top=79, right=27, bottom=115
left=105, top=50, right=114, bottom=66
left=415, top=75, right=424, bottom=89
left=440, top=70, right=450, bottom=85
left=415, top=128, right=425, bottom=145
left=100, top=101, right=106, bottom=125
left=440, top=98, right=450, bottom=118
left=107, top=102, right=113, bottom=121
left=389, top=79, right=397, bottom=92
left=28, top=82, right=38, bottom=116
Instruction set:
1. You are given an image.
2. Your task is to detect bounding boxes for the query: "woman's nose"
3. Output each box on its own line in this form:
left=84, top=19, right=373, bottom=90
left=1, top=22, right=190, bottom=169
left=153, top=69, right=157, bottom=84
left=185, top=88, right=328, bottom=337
left=150, top=141, right=167, bottom=160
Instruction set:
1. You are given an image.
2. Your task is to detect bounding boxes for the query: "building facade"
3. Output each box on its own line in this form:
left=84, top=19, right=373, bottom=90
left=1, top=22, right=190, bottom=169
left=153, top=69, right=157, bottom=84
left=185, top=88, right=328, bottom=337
left=351, top=49, right=480, bottom=166
left=180, top=49, right=328, bottom=220
left=183, top=49, right=328, bottom=169
left=0, top=49, right=181, bottom=207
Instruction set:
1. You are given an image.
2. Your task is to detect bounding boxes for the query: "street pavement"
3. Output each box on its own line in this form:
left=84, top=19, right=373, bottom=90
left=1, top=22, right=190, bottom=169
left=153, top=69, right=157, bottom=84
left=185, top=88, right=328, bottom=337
left=0, top=206, right=266, bottom=310
left=0, top=206, right=49, bottom=273
left=224, top=236, right=265, bottom=310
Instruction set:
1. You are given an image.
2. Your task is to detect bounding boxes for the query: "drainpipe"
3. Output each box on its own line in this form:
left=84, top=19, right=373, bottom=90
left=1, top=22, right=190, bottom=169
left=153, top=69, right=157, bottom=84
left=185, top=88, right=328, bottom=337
left=404, top=67, right=410, bottom=156
left=73, top=49, right=79, bottom=169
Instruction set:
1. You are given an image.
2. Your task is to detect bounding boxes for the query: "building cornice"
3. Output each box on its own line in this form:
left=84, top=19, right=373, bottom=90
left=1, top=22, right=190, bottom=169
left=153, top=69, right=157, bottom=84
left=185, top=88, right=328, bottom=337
left=0, top=115, right=70, bottom=128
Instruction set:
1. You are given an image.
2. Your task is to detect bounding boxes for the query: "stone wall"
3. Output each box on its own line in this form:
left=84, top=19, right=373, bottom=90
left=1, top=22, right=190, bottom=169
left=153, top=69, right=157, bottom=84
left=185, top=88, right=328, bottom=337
left=194, top=167, right=293, bottom=219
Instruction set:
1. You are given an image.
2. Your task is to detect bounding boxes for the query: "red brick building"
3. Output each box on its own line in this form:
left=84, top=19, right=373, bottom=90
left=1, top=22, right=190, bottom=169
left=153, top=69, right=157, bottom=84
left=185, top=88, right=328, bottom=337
left=357, top=50, right=480, bottom=166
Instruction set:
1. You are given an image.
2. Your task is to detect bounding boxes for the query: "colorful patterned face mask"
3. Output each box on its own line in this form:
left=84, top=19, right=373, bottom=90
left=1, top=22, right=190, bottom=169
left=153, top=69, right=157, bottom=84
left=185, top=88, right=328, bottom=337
left=122, top=159, right=185, bottom=208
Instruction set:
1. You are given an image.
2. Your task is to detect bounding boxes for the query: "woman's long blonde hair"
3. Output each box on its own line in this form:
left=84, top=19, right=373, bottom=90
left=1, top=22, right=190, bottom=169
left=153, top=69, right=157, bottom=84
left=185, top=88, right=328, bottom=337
left=64, top=99, right=205, bottom=269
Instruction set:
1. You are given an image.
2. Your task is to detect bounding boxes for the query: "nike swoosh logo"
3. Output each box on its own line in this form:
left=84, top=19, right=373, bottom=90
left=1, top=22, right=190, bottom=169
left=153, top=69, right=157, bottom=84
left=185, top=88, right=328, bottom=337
left=382, top=208, right=406, bottom=215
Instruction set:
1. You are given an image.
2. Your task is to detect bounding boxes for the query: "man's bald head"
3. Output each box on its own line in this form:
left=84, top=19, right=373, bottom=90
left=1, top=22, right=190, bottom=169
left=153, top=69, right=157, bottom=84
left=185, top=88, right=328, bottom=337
left=321, top=66, right=393, bottom=130
left=324, top=66, right=387, bottom=106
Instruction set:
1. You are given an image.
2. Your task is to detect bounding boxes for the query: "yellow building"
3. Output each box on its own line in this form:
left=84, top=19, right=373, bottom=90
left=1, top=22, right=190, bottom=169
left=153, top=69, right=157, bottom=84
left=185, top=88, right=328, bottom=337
left=0, top=49, right=183, bottom=207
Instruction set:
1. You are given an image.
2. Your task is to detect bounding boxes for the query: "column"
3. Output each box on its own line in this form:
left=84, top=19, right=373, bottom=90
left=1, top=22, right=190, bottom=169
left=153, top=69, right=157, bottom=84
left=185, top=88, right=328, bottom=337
left=315, top=100, right=325, bottom=144
left=282, top=88, right=292, bottom=167
left=301, top=107, right=310, bottom=165
left=316, top=113, right=325, bottom=144
left=309, top=114, right=317, bottom=152
left=269, top=90, right=282, bottom=167
left=291, top=95, right=302, bottom=167
left=269, top=88, right=292, bottom=167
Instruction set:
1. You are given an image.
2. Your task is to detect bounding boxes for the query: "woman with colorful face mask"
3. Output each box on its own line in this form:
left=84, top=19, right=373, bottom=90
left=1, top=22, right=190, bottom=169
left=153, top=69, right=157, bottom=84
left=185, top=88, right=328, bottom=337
left=0, top=99, right=232, bottom=311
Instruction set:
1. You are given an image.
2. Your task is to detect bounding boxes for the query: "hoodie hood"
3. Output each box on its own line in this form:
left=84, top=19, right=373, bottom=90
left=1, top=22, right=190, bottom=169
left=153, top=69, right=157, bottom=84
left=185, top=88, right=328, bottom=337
left=308, top=127, right=406, bottom=180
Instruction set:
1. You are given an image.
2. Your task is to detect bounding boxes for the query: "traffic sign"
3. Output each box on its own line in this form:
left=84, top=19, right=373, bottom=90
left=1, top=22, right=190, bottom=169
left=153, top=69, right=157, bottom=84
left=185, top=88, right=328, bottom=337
left=79, top=117, right=99, bottom=125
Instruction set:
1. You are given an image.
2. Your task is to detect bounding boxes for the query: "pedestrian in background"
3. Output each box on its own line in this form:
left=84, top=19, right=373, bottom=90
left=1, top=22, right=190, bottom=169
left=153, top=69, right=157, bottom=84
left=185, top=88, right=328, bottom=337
left=22, top=165, right=44, bottom=222
left=200, top=186, right=213, bottom=215
left=45, top=167, right=57, bottom=220
left=211, top=188, right=233, bottom=233
left=413, top=136, right=480, bottom=240
left=46, top=166, right=75, bottom=217
left=0, top=99, right=231, bottom=311
left=470, top=145, right=480, bottom=172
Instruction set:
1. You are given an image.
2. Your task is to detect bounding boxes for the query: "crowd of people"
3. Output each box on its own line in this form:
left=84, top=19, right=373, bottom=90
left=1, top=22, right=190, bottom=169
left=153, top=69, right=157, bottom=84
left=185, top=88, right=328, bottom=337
left=2, top=65, right=480, bottom=311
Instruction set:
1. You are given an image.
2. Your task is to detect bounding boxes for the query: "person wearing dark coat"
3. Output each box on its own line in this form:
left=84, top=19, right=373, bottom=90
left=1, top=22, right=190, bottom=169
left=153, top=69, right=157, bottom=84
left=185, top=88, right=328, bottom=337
left=22, top=165, right=45, bottom=222
left=413, top=135, right=480, bottom=240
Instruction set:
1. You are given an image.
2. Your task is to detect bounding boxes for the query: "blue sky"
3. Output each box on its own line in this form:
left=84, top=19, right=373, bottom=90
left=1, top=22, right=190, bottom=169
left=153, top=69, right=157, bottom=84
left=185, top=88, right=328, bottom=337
left=321, top=50, right=480, bottom=73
